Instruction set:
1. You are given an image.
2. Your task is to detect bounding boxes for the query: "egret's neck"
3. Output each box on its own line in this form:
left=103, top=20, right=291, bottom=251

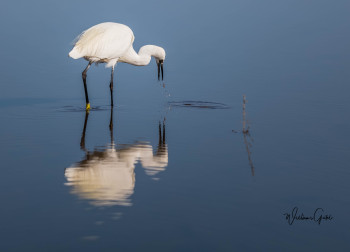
left=118, top=46, right=151, bottom=66
left=119, top=45, right=164, bottom=66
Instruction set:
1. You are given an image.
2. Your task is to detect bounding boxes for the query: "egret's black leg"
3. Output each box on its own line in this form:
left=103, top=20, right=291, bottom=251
left=82, top=61, right=92, bottom=110
left=157, top=62, right=160, bottom=80
left=110, top=66, right=114, bottom=107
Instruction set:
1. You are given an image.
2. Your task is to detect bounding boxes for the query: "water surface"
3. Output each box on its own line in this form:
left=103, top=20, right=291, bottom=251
left=0, top=0, right=350, bottom=251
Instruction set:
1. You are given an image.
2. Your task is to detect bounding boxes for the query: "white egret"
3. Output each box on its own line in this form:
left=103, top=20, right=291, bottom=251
left=69, top=22, right=166, bottom=110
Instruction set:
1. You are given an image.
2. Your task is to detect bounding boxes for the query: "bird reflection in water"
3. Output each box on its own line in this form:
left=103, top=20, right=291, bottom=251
left=64, top=109, right=168, bottom=207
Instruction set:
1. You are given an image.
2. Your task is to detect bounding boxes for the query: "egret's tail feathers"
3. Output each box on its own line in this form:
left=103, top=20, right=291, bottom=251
left=68, top=47, right=82, bottom=59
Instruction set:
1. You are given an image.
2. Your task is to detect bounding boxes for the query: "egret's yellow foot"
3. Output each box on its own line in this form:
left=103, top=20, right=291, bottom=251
left=86, top=103, right=91, bottom=110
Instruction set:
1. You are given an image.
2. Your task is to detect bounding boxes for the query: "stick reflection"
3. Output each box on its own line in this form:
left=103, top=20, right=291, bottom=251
left=242, top=95, right=255, bottom=176
left=243, top=129, right=254, bottom=176
left=65, top=110, right=168, bottom=207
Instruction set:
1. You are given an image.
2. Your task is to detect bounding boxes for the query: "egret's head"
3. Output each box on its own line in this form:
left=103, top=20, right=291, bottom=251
left=139, top=45, right=165, bottom=80
left=154, top=46, right=166, bottom=62
left=152, top=46, right=165, bottom=81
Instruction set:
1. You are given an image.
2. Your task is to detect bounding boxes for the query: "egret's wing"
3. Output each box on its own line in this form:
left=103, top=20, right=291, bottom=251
left=72, top=23, right=134, bottom=59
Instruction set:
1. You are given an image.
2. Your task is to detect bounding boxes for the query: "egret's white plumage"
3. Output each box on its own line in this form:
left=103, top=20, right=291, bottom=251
left=69, top=22, right=166, bottom=109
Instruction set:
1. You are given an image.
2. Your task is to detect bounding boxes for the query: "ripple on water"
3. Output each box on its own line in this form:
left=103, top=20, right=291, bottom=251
left=58, top=105, right=111, bottom=112
left=168, top=101, right=230, bottom=109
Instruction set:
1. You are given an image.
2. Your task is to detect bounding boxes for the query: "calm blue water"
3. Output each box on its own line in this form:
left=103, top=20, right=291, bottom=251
left=0, top=0, right=350, bottom=251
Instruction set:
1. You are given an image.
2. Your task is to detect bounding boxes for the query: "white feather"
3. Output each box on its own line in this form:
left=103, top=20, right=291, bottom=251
left=69, top=22, right=165, bottom=67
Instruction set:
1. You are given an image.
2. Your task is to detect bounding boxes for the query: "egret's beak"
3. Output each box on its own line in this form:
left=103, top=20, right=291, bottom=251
left=157, top=60, right=164, bottom=81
